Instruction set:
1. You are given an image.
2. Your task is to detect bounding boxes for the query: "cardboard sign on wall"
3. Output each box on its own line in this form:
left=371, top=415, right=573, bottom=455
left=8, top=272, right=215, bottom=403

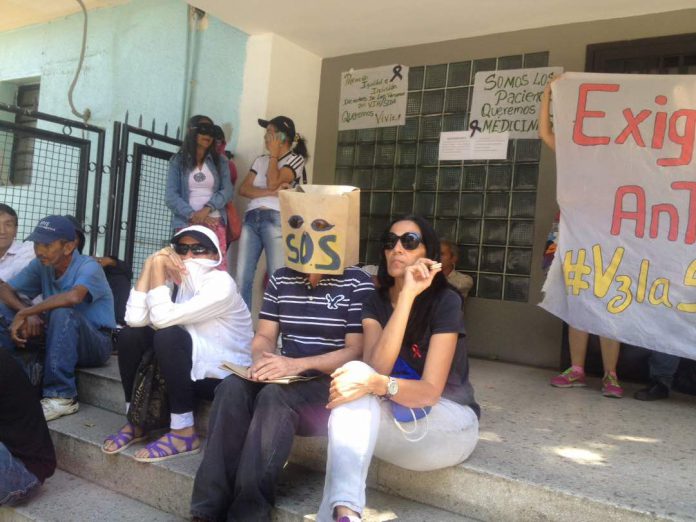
left=279, top=185, right=360, bottom=274
left=338, top=64, right=409, bottom=131
left=469, top=66, right=563, bottom=139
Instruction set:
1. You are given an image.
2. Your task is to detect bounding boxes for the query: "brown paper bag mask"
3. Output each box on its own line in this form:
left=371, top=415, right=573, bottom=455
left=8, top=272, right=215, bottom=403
left=279, top=185, right=360, bottom=274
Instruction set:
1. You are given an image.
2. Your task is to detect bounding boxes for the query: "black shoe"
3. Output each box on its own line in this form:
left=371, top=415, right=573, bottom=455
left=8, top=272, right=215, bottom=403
left=634, top=381, right=669, bottom=401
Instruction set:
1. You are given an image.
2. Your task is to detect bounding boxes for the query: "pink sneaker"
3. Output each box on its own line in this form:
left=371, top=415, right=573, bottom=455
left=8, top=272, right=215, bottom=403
left=550, top=367, right=586, bottom=388
left=602, top=374, right=624, bottom=398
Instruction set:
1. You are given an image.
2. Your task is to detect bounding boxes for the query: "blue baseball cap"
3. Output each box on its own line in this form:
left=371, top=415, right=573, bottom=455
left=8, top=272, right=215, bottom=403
left=27, top=215, right=76, bottom=244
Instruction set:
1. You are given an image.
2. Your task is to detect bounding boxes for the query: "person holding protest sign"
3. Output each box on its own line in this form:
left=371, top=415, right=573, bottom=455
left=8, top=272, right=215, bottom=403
left=539, top=77, right=624, bottom=398
left=236, top=116, right=308, bottom=311
left=317, top=216, right=480, bottom=522
left=190, top=186, right=373, bottom=522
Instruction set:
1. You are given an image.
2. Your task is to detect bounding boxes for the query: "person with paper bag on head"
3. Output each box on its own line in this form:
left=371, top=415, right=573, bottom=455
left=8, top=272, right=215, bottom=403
left=190, top=185, right=374, bottom=522
left=281, top=185, right=360, bottom=274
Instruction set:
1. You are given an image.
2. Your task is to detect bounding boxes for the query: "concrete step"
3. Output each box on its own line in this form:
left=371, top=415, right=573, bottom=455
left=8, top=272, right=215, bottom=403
left=0, top=469, right=184, bottom=521
left=46, top=403, right=476, bottom=521
left=77, top=356, right=212, bottom=435
left=76, top=357, right=696, bottom=522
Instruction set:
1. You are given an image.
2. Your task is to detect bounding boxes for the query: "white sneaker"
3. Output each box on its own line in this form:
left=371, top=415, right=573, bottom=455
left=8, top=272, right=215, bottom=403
left=41, top=398, right=79, bottom=421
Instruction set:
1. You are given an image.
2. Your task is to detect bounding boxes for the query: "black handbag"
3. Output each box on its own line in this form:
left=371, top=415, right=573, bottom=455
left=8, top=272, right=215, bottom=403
left=126, top=349, right=170, bottom=432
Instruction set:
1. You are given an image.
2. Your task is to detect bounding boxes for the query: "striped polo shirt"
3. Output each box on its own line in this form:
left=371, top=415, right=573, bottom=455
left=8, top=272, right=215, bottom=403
left=260, top=266, right=375, bottom=358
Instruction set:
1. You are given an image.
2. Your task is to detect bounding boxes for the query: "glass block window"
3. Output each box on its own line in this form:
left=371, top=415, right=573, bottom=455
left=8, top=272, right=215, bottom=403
left=335, top=52, right=548, bottom=303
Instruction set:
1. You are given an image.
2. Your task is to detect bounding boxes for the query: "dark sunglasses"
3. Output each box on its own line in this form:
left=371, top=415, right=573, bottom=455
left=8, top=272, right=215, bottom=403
left=173, top=243, right=211, bottom=255
left=381, top=232, right=422, bottom=251
left=193, top=123, right=214, bottom=136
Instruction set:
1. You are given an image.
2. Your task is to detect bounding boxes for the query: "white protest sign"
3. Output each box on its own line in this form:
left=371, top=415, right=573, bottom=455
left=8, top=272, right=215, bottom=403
left=438, top=131, right=509, bottom=160
left=540, top=72, right=696, bottom=359
left=469, top=67, right=563, bottom=139
left=338, top=64, right=409, bottom=131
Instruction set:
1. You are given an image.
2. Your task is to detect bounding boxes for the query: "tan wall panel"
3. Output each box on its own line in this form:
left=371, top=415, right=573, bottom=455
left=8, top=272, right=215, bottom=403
left=313, top=9, right=696, bottom=368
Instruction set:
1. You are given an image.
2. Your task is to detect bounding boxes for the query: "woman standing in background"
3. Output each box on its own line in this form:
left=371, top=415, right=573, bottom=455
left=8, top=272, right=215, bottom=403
left=165, top=115, right=233, bottom=271
left=235, top=115, right=308, bottom=310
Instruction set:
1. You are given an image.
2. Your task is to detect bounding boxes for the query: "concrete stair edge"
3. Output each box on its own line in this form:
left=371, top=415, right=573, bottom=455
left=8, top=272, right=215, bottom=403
left=289, top=438, right=668, bottom=522
left=75, top=362, right=671, bottom=522
left=0, top=469, right=185, bottom=522
left=46, top=404, right=476, bottom=522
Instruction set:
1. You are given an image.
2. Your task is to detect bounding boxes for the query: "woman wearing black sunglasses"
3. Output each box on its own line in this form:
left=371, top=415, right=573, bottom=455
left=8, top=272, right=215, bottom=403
left=318, top=215, right=480, bottom=522
left=102, top=225, right=253, bottom=462
left=165, top=115, right=234, bottom=270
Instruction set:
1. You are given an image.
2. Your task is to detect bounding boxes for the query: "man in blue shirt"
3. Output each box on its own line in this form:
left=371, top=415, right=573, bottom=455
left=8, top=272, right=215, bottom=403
left=190, top=265, right=374, bottom=522
left=0, top=215, right=115, bottom=421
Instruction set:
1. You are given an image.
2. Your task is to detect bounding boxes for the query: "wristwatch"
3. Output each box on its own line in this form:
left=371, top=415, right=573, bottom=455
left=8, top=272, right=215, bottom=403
left=384, top=377, right=399, bottom=399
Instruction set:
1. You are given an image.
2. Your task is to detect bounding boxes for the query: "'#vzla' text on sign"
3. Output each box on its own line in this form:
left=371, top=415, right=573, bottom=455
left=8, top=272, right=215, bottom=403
left=541, top=72, right=696, bottom=359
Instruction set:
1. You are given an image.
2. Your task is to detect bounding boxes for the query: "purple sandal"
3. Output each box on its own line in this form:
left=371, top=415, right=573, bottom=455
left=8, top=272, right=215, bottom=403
left=102, top=423, right=146, bottom=455
left=133, top=432, right=201, bottom=463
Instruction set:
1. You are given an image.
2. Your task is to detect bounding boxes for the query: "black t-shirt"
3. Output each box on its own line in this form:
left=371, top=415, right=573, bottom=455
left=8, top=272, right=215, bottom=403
left=103, top=257, right=132, bottom=326
left=362, top=287, right=480, bottom=418
left=0, top=350, right=56, bottom=482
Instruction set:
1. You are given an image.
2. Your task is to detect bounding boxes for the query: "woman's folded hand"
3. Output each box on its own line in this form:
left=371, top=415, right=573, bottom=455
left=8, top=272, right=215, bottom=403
left=327, top=363, right=377, bottom=409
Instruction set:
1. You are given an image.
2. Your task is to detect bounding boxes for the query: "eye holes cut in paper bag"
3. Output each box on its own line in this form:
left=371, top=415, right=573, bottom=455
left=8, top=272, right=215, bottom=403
left=279, top=185, right=360, bottom=274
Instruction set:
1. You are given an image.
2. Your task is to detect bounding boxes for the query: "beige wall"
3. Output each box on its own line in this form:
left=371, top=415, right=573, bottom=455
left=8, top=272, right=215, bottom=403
left=313, top=9, right=696, bottom=368
left=232, top=33, right=322, bottom=320
left=266, top=34, right=322, bottom=180
left=235, top=33, right=321, bottom=184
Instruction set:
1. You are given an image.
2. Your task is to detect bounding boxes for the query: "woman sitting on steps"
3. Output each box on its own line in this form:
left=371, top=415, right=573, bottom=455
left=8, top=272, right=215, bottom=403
left=101, top=225, right=253, bottom=461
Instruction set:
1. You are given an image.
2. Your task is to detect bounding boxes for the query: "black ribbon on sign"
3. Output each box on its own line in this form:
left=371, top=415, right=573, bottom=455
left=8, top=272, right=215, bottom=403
left=469, top=119, right=482, bottom=137
left=391, top=65, right=403, bottom=81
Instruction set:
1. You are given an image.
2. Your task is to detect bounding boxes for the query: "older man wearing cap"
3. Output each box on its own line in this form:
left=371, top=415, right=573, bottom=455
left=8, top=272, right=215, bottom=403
left=0, top=215, right=115, bottom=421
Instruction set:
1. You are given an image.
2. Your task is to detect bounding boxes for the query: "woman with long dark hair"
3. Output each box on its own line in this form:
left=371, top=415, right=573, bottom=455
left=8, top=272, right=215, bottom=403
left=236, top=115, right=308, bottom=310
left=165, top=115, right=233, bottom=270
left=317, top=215, right=480, bottom=522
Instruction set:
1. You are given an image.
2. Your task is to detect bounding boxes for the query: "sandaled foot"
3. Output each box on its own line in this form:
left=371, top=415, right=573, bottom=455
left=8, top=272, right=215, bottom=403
left=133, top=431, right=201, bottom=463
left=102, top=423, right=146, bottom=455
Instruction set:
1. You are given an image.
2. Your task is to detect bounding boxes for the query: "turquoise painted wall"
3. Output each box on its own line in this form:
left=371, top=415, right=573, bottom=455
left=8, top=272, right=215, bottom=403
left=0, top=0, right=248, bottom=251
left=0, top=0, right=247, bottom=147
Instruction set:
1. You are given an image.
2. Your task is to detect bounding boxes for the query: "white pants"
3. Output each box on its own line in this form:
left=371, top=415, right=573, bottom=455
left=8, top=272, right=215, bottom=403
left=317, top=361, right=479, bottom=521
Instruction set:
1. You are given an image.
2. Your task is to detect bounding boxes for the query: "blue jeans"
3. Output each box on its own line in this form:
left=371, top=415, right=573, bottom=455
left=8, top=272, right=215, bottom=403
left=235, top=208, right=285, bottom=310
left=0, top=304, right=112, bottom=399
left=0, top=442, right=39, bottom=506
left=649, top=351, right=680, bottom=387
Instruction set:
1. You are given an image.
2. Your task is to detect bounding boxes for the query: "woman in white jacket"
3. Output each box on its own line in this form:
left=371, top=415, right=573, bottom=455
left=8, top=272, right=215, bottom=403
left=102, top=225, right=253, bottom=461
